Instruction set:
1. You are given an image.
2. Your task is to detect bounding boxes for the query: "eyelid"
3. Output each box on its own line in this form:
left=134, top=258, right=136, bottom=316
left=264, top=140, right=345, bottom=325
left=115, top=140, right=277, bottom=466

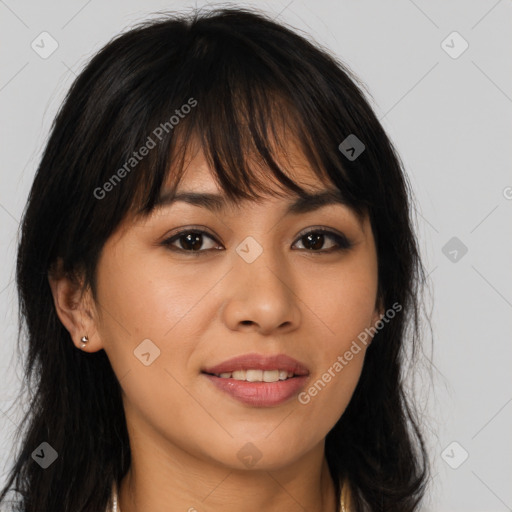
left=161, top=225, right=217, bottom=241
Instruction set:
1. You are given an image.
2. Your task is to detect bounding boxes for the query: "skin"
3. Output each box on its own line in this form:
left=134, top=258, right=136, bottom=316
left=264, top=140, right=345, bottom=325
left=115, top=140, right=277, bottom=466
left=49, top=144, right=382, bottom=512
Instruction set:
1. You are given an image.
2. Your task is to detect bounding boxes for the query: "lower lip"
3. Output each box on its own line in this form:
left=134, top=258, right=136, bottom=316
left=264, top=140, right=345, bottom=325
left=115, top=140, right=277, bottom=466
left=203, top=373, right=309, bottom=407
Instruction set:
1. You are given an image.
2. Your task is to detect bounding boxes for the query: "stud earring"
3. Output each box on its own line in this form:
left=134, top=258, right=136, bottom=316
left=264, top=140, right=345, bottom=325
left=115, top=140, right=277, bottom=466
left=80, top=336, right=89, bottom=349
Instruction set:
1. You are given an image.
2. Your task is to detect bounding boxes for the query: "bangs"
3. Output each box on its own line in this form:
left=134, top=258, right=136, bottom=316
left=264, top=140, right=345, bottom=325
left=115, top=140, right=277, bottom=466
left=133, top=93, right=337, bottom=215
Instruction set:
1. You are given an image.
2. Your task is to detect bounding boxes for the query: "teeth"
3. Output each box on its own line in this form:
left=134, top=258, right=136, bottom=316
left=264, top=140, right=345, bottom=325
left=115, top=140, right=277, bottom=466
left=263, top=370, right=280, bottom=382
left=245, top=369, right=263, bottom=382
left=216, top=370, right=295, bottom=382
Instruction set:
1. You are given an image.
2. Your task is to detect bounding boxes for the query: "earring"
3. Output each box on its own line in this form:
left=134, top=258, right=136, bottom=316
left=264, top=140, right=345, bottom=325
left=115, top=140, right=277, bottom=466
left=80, top=336, right=89, bottom=349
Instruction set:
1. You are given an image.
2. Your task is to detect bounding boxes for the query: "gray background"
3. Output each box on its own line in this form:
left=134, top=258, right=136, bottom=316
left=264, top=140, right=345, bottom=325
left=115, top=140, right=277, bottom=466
left=1, top=1, right=511, bottom=510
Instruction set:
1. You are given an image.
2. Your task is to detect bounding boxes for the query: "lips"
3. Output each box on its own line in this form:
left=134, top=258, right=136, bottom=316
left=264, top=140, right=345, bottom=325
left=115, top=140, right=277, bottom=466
left=201, top=353, right=310, bottom=377
left=201, top=353, right=310, bottom=407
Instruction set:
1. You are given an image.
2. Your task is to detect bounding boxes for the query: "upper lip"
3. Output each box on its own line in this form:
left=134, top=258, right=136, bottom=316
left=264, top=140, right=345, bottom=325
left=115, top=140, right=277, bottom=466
left=202, top=353, right=310, bottom=376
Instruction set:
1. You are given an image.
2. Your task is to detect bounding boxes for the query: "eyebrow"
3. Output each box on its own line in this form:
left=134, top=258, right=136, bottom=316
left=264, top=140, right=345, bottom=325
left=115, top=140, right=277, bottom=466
left=154, top=188, right=357, bottom=217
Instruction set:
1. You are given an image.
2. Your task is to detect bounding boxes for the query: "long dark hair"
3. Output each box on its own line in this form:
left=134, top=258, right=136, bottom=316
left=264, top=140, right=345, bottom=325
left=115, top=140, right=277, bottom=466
left=1, top=7, right=431, bottom=511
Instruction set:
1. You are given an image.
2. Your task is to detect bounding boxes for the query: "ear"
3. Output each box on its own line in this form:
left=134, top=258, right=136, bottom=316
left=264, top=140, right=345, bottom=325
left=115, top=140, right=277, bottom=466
left=47, top=259, right=102, bottom=352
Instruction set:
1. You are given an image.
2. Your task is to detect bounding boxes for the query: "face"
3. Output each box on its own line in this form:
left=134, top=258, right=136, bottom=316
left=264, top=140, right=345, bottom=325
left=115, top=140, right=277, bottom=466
left=86, top=146, right=382, bottom=471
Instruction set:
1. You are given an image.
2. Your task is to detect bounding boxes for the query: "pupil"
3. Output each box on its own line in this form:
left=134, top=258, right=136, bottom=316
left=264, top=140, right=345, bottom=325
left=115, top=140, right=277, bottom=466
left=305, top=233, right=324, bottom=250
left=182, top=232, right=202, bottom=251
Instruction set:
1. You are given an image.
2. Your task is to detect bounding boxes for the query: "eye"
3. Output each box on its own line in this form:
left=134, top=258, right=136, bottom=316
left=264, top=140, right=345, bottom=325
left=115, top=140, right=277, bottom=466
left=161, top=227, right=353, bottom=255
left=292, top=227, right=353, bottom=253
left=162, top=228, right=221, bottom=255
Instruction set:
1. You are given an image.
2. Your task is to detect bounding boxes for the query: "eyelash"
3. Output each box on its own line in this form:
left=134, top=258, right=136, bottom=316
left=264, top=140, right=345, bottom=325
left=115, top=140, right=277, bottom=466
left=161, top=226, right=353, bottom=256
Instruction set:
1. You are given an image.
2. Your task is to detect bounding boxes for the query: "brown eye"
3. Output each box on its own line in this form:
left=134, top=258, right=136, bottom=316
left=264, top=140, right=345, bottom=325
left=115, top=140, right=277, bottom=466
left=293, top=229, right=352, bottom=253
left=162, top=230, right=221, bottom=254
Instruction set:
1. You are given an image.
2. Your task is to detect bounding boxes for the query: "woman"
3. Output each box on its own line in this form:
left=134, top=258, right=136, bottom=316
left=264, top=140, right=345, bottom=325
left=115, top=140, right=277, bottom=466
left=0, top=7, right=430, bottom=511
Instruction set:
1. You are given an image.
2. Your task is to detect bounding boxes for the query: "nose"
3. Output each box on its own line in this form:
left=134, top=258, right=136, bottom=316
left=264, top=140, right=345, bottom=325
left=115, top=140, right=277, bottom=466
left=220, top=243, right=301, bottom=336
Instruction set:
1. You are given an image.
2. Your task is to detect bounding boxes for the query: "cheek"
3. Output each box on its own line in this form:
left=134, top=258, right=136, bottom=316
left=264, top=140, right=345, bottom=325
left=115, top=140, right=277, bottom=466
left=95, top=244, right=212, bottom=341
left=294, top=298, right=371, bottom=440
left=300, top=251, right=379, bottom=350
left=93, top=245, right=207, bottom=392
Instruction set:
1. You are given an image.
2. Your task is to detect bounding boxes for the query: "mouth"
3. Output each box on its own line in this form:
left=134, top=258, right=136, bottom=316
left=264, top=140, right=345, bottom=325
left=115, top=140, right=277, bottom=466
left=201, top=353, right=310, bottom=407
